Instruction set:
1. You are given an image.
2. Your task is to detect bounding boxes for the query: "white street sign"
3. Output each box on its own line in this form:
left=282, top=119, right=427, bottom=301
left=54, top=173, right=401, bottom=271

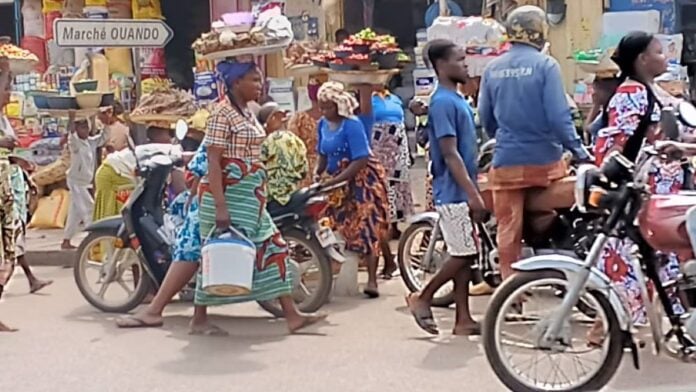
left=54, top=18, right=174, bottom=48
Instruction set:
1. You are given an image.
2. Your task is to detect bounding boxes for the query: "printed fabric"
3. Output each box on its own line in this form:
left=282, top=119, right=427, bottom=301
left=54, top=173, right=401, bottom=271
left=260, top=130, right=308, bottom=205
left=370, top=121, right=414, bottom=222
left=288, top=111, right=319, bottom=188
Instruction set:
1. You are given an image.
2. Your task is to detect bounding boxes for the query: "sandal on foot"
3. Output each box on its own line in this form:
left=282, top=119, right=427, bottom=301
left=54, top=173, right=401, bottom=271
left=405, top=294, right=439, bottom=335
left=364, top=288, right=380, bottom=298
left=116, top=315, right=163, bottom=329
left=289, top=313, right=328, bottom=334
left=453, top=323, right=481, bottom=336
left=189, top=324, right=229, bottom=336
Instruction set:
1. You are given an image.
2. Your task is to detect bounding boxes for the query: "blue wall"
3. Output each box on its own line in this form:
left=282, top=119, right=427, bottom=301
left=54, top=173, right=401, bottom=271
left=607, top=0, right=676, bottom=34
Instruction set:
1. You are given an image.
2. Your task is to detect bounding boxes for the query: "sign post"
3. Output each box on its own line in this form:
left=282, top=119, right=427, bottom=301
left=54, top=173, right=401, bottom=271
left=54, top=18, right=173, bottom=48
left=54, top=18, right=174, bottom=100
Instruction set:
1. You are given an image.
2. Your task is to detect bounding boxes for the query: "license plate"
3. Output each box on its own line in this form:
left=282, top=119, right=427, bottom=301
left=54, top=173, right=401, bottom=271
left=316, top=227, right=337, bottom=248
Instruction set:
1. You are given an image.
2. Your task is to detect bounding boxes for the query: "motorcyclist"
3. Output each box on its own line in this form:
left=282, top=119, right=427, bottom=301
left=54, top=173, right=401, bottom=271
left=477, top=5, right=592, bottom=280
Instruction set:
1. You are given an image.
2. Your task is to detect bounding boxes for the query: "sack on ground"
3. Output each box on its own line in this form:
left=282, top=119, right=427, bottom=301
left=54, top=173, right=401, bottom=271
left=28, top=188, right=70, bottom=229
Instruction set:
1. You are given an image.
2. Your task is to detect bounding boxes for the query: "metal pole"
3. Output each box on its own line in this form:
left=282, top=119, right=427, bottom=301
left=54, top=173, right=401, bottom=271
left=439, top=0, right=449, bottom=17
left=13, top=0, right=22, bottom=44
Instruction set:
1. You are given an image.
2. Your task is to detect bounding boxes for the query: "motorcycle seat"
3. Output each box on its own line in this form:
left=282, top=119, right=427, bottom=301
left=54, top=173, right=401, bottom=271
left=267, top=188, right=312, bottom=217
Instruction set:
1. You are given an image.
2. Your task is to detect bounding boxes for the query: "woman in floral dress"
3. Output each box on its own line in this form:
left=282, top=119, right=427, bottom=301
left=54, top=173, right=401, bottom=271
left=593, top=32, right=685, bottom=329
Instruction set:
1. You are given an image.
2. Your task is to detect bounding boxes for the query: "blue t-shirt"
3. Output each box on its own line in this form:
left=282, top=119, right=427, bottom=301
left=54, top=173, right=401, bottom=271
left=317, top=114, right=371, bottom=174
left=428, top=87, right=478, bottom=205
left=372, top=93, right=404, bottom=123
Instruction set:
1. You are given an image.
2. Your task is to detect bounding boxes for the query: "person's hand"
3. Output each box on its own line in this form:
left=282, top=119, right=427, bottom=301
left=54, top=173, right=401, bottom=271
left=68, top=109, right=76, bottom=122
left=655, top=140, right=683, bottom=155
left=0, top=136, right=16, bottom=149
left=468, top=192, right=489, bottom=224
left=312, top=172, right=322, bottom=183
left=409, top=99, right=428, bottom=116
left=215, top=207, right=231, bottom=230
left=0, top=56, right=9, bottom=74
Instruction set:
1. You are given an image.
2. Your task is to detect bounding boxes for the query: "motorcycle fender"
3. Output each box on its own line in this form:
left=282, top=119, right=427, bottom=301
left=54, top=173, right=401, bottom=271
left=85, top=216, right=122, bottom=233
left=326, top=247, right=346, bottom=263
left=407, top=211, right=439, bottom=225
left=513, top=255, right=632, bottom=331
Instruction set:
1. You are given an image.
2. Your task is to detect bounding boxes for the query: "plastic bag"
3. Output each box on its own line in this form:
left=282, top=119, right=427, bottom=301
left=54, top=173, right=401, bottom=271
left=132, top=0, right=162, bottom=19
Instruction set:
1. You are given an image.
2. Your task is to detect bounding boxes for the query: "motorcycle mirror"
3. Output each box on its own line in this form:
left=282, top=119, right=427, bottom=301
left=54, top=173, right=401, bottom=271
left=174, top=119, right=189, bottom=141
left=660, top=107, right=680, bottom=141
left=678, top=101, right=696, bottom=128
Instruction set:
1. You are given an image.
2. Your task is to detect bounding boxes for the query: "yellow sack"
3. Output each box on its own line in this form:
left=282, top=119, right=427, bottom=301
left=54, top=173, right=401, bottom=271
left=28, top=188, right=70, bottom=229
left=85, top=0, right=107, bottom=5
left=132, top=0, right=162, bottom=19
left=105, top=48, right=134, bottom=76
left=42, top=0, right=62, bottom=13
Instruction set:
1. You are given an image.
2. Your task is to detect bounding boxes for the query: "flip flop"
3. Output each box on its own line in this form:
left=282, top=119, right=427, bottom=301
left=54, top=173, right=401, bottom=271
left=189, top=323, right=229, bottom=336
left=116, top=315, right=164, bottom=329
left=289, top=313, right=328, bottom=334
left=30, top=280, right=53, bottom=294
left=364, top=288, right=380, bottom=298
left=405, top=294, right=439, bottom=335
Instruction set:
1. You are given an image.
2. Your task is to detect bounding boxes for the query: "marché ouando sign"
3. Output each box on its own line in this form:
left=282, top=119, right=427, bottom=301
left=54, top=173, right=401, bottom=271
left=54, top=18, right=174, bottom=48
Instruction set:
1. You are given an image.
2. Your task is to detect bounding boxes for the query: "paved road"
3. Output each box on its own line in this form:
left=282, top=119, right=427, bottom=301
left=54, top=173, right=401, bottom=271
left=2, top=267, right=695, bottom=392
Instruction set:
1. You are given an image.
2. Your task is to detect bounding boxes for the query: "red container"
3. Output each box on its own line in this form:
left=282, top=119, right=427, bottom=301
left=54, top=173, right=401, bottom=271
left=20, top=36, right=47, bottom=73
left=44, top=11, right=62, bottom=40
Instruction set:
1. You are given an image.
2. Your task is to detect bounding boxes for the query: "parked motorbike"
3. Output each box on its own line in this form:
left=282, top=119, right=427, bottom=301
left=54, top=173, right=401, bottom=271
left=257, top=182, right=347, bottom=317
left=75, top=121, right=343, bottom=315
left=482, top=102, right=696, bottom=392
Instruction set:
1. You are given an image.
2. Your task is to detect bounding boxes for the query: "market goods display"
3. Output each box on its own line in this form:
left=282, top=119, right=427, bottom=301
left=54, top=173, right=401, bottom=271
left=316, top=28, right=406, bottom=73
left=284, top=41, right=330, bottom=69
left=572, top=49, right=620, bottom=77
left=192, top=9, right=293, bottom=60
left=0, top=38, right=40, bottom=75
left=426, top=16, right=507, bottom=77
left=130, top=87, right=197, bottom=123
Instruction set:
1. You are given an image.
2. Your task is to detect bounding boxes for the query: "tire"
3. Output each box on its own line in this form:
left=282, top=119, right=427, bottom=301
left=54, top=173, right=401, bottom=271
left=482, top=270, right=624, bottom=392
left=397, top=221, right=455, bottom=307
left=258, top=228, right=333, bottom=318
left=74, top=229, right=152, bottom=313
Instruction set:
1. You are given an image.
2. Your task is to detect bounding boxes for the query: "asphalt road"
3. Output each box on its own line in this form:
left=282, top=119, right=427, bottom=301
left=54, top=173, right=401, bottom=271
left=2, top=267, right=695, bottom=392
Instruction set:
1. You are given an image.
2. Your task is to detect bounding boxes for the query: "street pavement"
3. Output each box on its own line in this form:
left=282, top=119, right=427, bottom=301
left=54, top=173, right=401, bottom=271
left=2, top=266, right=696, bottom=392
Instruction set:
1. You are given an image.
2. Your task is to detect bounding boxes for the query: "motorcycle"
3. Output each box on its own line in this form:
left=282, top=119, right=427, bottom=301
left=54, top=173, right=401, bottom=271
left=75, top=120, right=344, bottom=315
left=482, top=102, right=696, bottom=392
left=398, top=142, right=590, bottom=306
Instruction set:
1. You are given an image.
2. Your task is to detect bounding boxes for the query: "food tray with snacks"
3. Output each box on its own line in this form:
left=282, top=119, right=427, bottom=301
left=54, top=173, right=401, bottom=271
left=38, top=107, right=111, bottom=119
left=200, top=41, right=291, bottom=60
left=326, top=69, right=400, bottom=85
left=1, top=37, right=39, bottom=75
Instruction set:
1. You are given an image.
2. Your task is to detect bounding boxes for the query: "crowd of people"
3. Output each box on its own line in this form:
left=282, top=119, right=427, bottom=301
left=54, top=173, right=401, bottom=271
left=1, top=4, right=694, bottom=342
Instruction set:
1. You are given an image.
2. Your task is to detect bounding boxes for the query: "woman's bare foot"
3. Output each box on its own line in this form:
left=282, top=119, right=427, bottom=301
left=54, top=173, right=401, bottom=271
left=452, top=321, right=481, bottom=336
left=189, top=321, right=229, bottom=336
left=61, top=241, right=76, bottom=250
left=286, top=313, right=328, bottom=333
left=116, top=311, right=164, bottom=328
left=0, top=321, right=17, bottom=332
left=29, top=279, right=53, bottom=294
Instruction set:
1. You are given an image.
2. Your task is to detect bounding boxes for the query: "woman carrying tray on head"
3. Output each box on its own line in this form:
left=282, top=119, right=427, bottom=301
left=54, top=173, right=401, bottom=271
left=194, top=59, right=325, bottom=334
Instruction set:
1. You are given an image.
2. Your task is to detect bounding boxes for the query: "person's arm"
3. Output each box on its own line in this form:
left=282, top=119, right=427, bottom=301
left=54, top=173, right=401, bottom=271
left=585, top=113, right=604, bottom=139
left=314, top=119, right=327, bottom=179
left=204, top=111, right=233, bottom=229
left=543, top=59, right=590, bottom=160
left=323, top=119, right=370, bottom=187
left=478, top=72, right=497, bottom=139
left=0, top=57, right=10, bottom=93
left=356, top=84, right=373, bottom=117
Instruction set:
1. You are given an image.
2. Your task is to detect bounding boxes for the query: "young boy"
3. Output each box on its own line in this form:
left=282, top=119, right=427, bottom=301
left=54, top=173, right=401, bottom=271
left=61, top=110, right=109, bottom=249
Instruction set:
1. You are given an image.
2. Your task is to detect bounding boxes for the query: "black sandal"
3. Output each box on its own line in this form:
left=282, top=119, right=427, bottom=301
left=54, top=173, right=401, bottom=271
left=406, top=294, right=439, bottom=335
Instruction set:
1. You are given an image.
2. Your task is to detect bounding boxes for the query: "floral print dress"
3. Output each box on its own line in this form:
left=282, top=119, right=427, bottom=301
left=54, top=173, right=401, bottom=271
left=260, top=130, right=308, bottom=205
left=594, top=80, right=684, bottom=325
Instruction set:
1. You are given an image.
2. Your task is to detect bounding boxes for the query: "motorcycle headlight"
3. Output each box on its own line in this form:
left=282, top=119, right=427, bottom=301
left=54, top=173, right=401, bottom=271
left=574, top=164, right=601, bottom=213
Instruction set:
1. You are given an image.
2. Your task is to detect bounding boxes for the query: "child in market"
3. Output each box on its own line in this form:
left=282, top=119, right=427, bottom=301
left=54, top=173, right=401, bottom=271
left=61, top=110, right=109, bottom=249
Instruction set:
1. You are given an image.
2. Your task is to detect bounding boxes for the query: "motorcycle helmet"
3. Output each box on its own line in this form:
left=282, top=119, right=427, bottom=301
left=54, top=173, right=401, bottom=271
left=505, top=5, right=548, bottom=50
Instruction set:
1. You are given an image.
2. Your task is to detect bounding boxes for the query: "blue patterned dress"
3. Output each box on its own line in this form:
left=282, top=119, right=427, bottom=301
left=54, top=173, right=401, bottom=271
left=171, top=145, right=208, bottom=262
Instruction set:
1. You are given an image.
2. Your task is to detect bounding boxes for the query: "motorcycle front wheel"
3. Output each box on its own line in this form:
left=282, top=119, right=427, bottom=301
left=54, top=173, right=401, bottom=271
left=397, top=221, right=454, bottom=307
left=258, top=228, right=333, bottom=317
left=74, top=229, right=152, bottom=313
left=482, top=270, right=624, bottom=392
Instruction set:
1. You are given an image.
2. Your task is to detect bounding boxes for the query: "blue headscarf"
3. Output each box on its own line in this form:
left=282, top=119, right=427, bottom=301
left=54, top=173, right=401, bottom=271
left=217, top=60, right=257, bottom=88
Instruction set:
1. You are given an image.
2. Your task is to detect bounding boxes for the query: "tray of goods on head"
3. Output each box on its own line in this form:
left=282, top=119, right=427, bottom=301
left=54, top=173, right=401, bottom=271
left=0, top=37, right=39, bottom=75
left=129, top=87, right=198, bottom=125
left=193, top=11, right=294, bottom=60
left=284, top=41, right=331, bottom=76
left=321, top=29, right=406, bottom=83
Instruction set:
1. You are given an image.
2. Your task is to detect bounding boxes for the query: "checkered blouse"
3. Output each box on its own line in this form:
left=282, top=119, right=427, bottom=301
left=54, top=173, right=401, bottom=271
left=204, top=98, right=266, bottom=160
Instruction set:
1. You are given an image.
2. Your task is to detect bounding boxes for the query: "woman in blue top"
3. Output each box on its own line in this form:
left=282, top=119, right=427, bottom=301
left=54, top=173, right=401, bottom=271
left=314, top=81, right=391, bottom=298
left=370, top=87, right=414, bottom=245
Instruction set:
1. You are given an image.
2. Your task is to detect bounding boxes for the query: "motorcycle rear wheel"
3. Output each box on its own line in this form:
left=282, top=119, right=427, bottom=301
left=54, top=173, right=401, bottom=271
left=74, top=229, right=152, bottom=313
left=482, top=270, right=624, bottom=392
left=258, top=228, right=333, bottom=317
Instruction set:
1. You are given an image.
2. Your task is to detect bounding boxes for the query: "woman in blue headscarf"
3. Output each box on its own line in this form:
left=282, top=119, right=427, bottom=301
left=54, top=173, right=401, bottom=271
left=194, top=59, right=326, bottom=333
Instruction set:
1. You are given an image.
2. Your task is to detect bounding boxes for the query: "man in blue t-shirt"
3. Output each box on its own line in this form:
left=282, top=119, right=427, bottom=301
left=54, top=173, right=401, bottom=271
left=406, top=39, right=486, bottom=336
